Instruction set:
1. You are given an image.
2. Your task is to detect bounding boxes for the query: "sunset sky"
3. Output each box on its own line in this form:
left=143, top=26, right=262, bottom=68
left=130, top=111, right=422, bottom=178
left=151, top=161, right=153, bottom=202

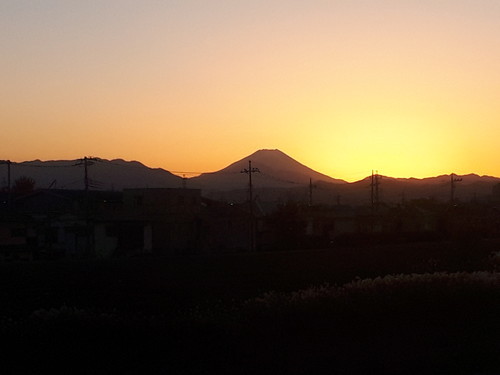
left=1, top=0, right=499, bottom=181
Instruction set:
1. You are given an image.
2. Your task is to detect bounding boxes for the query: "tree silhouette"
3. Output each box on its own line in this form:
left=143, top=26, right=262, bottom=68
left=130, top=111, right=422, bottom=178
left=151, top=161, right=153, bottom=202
left=265, top=201, right=306, bottom=250
left=13, top=176, right=35, bottom=193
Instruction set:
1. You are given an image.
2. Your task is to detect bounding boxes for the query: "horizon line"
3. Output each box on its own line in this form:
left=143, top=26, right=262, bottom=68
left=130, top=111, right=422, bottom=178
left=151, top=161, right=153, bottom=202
left=2, top=156, right=499, bottom=184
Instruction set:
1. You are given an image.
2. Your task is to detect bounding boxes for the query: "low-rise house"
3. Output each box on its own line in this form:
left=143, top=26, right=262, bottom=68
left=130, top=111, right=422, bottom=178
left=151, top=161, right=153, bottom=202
left=198, top=198, right=250, bottom=253
left=0, top=212, right=36, bottom=261
left=120, top=188, right=202, bottom=254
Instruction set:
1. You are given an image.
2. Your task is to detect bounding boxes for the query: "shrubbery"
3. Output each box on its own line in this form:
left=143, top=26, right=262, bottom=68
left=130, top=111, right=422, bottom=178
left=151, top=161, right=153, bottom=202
left=245, top=271, right=499, bottom=309
left=2, top=242, right=499, bottom=374
left=234, top=272, right=500, bottom=374
left=2, top=272, right=498, bottom=374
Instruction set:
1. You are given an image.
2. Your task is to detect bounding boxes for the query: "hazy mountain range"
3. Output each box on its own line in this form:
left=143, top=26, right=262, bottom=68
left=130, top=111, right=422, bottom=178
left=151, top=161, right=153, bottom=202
left=1, top=158, right=182, bottom=191
left=2, top=149, right=499, bottom=205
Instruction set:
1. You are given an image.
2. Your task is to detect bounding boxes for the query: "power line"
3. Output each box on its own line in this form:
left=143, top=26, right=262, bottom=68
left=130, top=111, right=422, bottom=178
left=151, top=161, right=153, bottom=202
left=170, top=170, right=209, bottom=175
left=258, top=171, right=302, bottom=185
left=13, top=162, right=75, bottom=168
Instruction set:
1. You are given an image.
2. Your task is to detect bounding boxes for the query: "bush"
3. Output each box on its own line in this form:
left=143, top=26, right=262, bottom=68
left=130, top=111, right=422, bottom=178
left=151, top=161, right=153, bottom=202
left=237, top=272, right=500, bottom=374
left=1, top=268, right=498, bottom=374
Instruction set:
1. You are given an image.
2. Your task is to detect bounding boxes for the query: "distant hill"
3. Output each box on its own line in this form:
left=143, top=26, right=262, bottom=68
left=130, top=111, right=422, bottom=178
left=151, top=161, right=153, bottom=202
left=188, top=149, right=346, bottom=191
left=2, top=153, right=499, bottom=205
left=2, top=159, right=183, bottom=191
left=315, top=173, right=500, bottom=205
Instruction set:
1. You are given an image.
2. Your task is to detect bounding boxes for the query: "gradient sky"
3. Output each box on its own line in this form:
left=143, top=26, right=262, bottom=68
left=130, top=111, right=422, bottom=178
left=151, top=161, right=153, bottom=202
left=1, top=0, right=499, bottom=181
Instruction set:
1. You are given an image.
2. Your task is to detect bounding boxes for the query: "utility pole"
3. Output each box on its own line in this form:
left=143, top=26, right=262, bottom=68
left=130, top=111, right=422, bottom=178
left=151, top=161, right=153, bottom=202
left=0, top=160, right=11, bottom=192
left=371, top=171, right=374, bottom=211
left=75, top=156, right=100, bottom=257
left=370, top=170, right=381, bottom=233
left=308, top=178, right=316, bottom=207
left=450, top=173, right=462, bottom=204
left=84, top=157, right=89, bottom=192
left=370, top=170, right=381, bottom=213
left=241, top=160, right=260, bottom=251
left=1, top=160, right=11, bottom=208
left=75, top=156, right=100, bottom=192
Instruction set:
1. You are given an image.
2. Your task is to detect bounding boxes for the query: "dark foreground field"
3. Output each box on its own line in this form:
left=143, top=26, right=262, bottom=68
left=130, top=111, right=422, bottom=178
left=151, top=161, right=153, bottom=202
left=1, top=240, right=499, bottom=374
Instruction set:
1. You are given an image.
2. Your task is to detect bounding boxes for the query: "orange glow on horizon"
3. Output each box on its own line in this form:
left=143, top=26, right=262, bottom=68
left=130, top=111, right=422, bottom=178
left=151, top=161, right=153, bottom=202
left=1, top=1, right=499, bottom=182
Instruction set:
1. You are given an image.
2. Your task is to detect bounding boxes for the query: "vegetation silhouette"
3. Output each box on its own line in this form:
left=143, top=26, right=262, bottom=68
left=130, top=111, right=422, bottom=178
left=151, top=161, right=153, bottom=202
left=13, top=175, right=35, bottom=193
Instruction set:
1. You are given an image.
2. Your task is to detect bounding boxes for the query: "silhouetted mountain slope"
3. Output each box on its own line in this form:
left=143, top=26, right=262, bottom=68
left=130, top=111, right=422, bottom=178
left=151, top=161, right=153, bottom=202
left=380, top=173, right=500, bottom=202
left=3, top=159, right=183, bottom=191
left=3, top=154, right=499, bottom=205
left=189, top=149, right=346, bottom=191
left=315, top=173, right=500, bottom=205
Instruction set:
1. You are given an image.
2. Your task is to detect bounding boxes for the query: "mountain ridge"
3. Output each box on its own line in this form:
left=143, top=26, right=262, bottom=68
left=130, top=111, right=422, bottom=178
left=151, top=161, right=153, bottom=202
left=188, top=149, right=346, bottom=191
left=1, top=158, right=182, bottom=191
left=2, top=150, right=500, bottom=204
